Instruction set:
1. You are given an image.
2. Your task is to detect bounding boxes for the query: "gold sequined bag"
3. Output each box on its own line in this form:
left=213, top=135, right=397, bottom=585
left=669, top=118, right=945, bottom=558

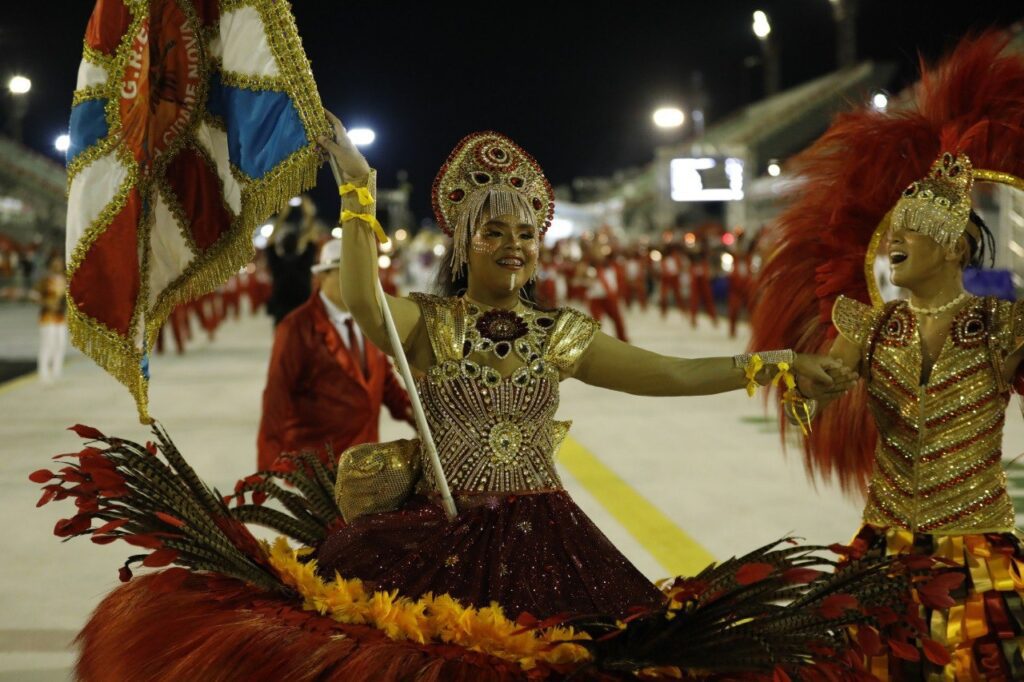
left=335, top=439, right=422, bottom=522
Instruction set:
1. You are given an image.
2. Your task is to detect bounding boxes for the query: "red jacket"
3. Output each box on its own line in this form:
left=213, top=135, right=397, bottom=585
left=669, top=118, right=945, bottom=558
left=257, top=293, right=412, bottom=469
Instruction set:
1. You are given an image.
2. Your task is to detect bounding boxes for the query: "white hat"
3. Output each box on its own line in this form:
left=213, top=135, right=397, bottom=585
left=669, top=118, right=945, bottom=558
left=311, top=239, right=342, bottom=273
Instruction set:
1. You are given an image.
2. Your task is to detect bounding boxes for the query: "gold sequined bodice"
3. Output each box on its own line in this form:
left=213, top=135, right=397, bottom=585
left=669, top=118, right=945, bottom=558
left=834, top=295, right=1023, bottom=534
left=411, top=294, right=598, bottom=494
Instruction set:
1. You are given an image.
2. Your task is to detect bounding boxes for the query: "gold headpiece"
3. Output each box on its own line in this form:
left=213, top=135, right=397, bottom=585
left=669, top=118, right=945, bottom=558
left=890, top=152, right=974, bottom=252
left=432, top=131, right=554, bottom=278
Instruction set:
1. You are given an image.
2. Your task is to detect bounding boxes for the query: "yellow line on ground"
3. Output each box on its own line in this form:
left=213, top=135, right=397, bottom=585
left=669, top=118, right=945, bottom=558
left=0, top=372, right=36, bottom=396
left=559, top=436, right=715, bottom=577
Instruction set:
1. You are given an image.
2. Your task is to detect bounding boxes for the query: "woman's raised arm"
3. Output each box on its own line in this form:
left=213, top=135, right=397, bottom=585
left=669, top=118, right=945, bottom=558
left=318, top=111, right=424, bottom=360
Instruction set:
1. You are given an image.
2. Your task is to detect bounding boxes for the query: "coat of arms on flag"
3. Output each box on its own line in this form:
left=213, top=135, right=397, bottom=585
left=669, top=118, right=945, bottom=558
left=66, top=0, right=330, bottom=421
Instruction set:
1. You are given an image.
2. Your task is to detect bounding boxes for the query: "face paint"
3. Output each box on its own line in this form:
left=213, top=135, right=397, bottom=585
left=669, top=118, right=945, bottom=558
left=471, top=229, right=498, bottom=255
left=521, top=239, right=539, bottom=259
left=508, top=273, right=516, bottom=291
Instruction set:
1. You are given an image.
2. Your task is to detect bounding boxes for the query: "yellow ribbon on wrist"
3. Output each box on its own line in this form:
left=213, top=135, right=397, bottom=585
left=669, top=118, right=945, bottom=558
left=744, top=358, right=813, bottom=435
left=339, top=183, right=375, bottom=207
left=771, top=362, right=813, bottom=435
left=743, top=354, right=764, bottom=397
left=340, top=210, right=390, bottom=245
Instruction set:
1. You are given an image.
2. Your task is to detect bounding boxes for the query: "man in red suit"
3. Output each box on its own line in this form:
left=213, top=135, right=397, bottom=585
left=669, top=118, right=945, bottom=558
left=257, top=239, right=413, bottom=470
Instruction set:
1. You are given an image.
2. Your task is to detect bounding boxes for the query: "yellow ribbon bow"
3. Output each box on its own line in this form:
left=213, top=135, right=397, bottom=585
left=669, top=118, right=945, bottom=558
left=339, top=183, right=375, bottom=207
left=340, top=210, right=390, bottom=245
left=743, top=354, right=764, bottom=397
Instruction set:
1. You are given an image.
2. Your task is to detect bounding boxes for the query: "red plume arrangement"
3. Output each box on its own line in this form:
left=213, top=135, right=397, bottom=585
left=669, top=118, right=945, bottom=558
left=749, top=31, right=1024, bottom=495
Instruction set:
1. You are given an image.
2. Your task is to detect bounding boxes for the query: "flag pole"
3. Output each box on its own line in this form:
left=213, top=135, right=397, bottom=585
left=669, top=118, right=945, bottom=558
left=326, top=157, right=458, bottom=521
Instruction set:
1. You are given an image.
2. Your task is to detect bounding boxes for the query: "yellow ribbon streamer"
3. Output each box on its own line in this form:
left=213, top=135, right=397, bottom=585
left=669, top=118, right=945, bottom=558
left=885, top=527, right=915, bottom=556
left=339, top=183, right=375, bottom=207
left=966, top=537, right=994, bottom=593
left=340, top=209, right=390, bottom=245
left=930, top=607, right=949, bottom=647
left=771, top=362, right=813, bottom=435
left=934, top=535, right=966, bottom=567
left=987, top=553, right=1015, bottom=592
left=946, top=603, right=965, bottom=645
left=964, top=593, right=989, bottom=640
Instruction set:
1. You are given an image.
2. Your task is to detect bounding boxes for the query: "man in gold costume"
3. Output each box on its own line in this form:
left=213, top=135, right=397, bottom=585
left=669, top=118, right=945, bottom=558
left=752, top=34, right=1024, bottom=678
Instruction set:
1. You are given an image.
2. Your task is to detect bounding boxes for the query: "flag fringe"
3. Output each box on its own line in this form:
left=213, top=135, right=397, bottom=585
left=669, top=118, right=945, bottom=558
left=67, top=300, right=150, bottom=422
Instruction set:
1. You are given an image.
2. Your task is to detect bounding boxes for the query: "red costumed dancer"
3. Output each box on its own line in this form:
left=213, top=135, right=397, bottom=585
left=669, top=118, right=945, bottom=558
left=257, top=239, right=413, bottom=470
left=687, top=232, right=719, bottom=329
left=623, top=246, right=649, bottom=311
left=728, top=230, right=758, bottom=339
left=582, top=248, right=629, bottom=342
left=750, top=32, right=1024, bottom=678
left=657, top=244, right=688, bottom=318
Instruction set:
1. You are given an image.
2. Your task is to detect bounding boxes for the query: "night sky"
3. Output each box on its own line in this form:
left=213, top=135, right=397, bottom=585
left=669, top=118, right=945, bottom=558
left=2, top=1, right=1022, bottom=224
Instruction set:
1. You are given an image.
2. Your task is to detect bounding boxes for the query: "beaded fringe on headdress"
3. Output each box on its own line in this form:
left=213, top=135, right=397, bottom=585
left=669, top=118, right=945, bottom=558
left=451, top=189, right=537, bottom=280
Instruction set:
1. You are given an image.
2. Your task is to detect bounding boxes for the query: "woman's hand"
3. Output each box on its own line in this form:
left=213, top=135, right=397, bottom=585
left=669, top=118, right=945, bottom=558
left=794, top=355, right=858, bottom=400
left=317, top=110, right=371, bottom=181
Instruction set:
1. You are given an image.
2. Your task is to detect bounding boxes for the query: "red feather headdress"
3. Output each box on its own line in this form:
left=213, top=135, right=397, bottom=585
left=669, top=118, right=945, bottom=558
left=749, top=31, right=1024, bottom=496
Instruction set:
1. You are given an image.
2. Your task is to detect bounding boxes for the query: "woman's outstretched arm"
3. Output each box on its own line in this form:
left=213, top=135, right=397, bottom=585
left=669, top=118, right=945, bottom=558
left=572, top=331, right=854, bottom=397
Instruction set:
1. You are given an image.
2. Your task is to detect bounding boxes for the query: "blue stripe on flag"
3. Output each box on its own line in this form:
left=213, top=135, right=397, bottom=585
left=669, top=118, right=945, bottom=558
left=68, top=99, right=109, bottom=165
left=211, top=78, right=309, bottom=179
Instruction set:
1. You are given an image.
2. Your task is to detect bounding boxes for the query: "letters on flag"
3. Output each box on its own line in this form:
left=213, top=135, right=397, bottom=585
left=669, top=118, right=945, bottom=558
left=66, top=0, right=330, bottom=421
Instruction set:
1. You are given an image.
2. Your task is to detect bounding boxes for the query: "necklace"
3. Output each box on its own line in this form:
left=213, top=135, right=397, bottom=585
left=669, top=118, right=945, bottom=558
left=461, top=297, right=554, bottom=362
left=462, top=295, right=526, bottom=315
left=908, top=292, right=969, bottom=317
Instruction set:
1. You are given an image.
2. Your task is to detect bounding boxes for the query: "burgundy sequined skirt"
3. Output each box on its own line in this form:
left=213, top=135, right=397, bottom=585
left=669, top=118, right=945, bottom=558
left=316, top=490, right=665, bottom=619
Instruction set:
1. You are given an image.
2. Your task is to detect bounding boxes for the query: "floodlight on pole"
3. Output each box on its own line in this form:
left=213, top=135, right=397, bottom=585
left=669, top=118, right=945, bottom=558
left=8, top=75, right=31, bottom=95
left=652, top=107, right=685, bottom=129
left=752, top=11, right=771, bottom=39
left=349, top=128, right=376, bottom=146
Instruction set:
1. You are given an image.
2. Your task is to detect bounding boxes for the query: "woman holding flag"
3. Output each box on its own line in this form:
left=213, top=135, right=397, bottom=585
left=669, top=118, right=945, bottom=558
left=313, top=115, right=852, bottom=619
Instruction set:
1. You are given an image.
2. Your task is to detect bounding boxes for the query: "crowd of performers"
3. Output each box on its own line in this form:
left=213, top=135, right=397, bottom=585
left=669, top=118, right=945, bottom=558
left=32, top=28, right=1024, bottom=682
left=533, top=227, right=760, bottom=342
left=366, top=224, right=761, bottom=346
left=153, top=267, right=271, bottom=355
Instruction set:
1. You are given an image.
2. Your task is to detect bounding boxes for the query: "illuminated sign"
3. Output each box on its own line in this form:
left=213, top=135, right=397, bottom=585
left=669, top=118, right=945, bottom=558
left=669, top=157, right=744, bottom=202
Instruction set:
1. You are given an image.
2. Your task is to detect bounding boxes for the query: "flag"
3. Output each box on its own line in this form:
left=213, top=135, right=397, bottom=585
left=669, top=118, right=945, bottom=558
left=65, top=0, right=330, bottom=421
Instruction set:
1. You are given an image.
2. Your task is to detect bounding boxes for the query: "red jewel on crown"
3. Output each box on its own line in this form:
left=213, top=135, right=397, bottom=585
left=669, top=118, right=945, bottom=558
left=475, top=309, right=528, bottom=343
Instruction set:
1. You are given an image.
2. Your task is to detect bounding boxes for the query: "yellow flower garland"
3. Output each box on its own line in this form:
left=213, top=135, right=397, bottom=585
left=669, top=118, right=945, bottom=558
left=265, top=538, right=592, bottom=670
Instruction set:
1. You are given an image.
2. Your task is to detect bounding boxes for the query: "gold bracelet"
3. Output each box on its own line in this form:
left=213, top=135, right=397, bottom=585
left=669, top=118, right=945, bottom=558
left=732, top=349, right=795, bottom=369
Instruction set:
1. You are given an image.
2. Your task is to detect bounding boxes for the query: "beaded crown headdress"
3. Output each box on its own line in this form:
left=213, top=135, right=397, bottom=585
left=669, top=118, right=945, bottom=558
left=432, top=131, right=554, bottom=278
left=890, top=151, right=974, bottom=253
